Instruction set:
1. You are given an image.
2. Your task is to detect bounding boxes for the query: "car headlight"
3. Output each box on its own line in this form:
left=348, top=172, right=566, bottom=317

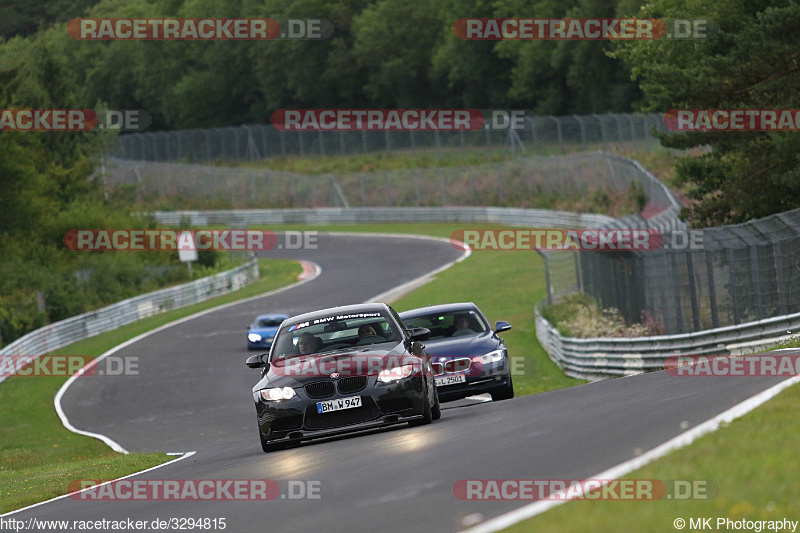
left=377, top=364, right=415, bottom=383
left=480, top=350, right=505, bottom=363
left=248, top=333, right=262, bottom=343
left=259, top=387, right=296, bottom=401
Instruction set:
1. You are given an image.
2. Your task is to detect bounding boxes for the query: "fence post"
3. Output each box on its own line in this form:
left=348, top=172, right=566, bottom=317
left=539, top=251, right=553, bottom=305
left=593, top=114, right=608, bottom=143
left=750, top=245, right=764, bottom=319
left=670, top=252, right=684, bottom=332
left=573, top=115, right=587, bottom=146
left=686, top=252, right=701, bottom=331
left=549, top=116, right=563, bottom=147
left=727, top=247, right=741, bottom=325
left=526, top=116, right=538, bottom=148
left=706, top=251, right=719, bottom=328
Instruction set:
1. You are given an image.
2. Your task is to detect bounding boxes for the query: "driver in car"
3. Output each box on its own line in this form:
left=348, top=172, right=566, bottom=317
left=297, top=332, right=319, bottom=355
left=452, top=315, right=473, bottom=335
left=358, top=324, right=377, bottom=338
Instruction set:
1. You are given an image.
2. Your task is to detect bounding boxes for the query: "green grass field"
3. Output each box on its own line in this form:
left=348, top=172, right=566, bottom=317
left=0, top=258, right=302, bottom=513
left=505, top=379, right=800, bottom=533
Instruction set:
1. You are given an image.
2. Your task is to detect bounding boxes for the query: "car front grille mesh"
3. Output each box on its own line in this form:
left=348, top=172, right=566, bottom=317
left=337, top=376, right=368, bottom=394
left=304, top=381, right=335, bottom=398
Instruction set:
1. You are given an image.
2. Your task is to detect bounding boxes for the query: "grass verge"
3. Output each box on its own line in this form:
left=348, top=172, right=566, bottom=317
left=0, top=258, right=301, bottom=514
left=505, top=379, right=800, bottom=532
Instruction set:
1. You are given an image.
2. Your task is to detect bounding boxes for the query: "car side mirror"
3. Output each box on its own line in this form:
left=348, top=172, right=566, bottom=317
left=246, top=353, right=269, bottom=370
left=406, top=327, right=430, bottom=341
left=494, top=321, right=512, bottom=334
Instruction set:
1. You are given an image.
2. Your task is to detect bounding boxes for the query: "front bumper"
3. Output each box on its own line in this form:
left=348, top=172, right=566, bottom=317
left=434, top=359, right=511, bottom=401
left=436, top=373, right=511, bottom=401
left=254, top=375, right=427, bottom=444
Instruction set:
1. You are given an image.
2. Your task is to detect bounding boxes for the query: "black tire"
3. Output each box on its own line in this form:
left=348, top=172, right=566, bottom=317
left=409, top=378, right=433, bottom=427
left=490, top=375, right=514, bottom=401
left=260, top=432, right=286, bottom=453
left=431, top=375, right=441, bottom=420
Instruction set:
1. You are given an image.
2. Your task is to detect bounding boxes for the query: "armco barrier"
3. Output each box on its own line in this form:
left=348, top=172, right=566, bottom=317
left=535, top=302, right=800, bottom=381
left=150, top=206, right=615, bottom=229
left=0, top=260, right=259, bottom=384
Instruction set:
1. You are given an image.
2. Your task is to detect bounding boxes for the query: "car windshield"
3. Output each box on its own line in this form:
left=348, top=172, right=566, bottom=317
left=272, top=311, right=399, bottom=359
left=255, top=318, right=284, bottom=328
left=402, top=310, right=488, bottom=340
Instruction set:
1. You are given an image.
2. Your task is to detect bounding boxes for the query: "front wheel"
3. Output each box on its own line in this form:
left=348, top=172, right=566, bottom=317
left=409, top=378, right=433, bottom=427
left=431, top=376, right=441, bottom=420
left=490, top=375, right=514, bottom=401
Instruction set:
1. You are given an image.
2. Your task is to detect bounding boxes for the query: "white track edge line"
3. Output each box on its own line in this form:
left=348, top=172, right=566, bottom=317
left=54, top=259, right=322, bottom=454
left=0, top=451, right=196, bottom=517
left=366, top=238, right=471, bottom=303
left=462, top=374, right=800, bottom=533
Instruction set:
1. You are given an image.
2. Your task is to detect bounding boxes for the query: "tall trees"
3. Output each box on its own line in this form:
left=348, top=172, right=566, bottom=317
left=615, top=0, right=800, bottom=226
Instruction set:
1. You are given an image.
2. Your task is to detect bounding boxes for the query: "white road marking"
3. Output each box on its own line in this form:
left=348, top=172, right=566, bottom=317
left=462, top=373, right=800, bottom=533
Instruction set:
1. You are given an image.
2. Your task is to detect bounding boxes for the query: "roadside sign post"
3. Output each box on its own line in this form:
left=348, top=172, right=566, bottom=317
left=178, top=230, right=199, bottom=278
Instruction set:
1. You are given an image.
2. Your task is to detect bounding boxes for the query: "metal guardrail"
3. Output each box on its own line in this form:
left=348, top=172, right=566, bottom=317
left=0, top=260, right=259, bottom=384
left=151, top=206, right=615, bottom=228
left=535, top=303, right=800, bottom=381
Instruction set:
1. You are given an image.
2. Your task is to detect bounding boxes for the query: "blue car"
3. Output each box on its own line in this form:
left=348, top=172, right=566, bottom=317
left=248, top=313, right=290, bottom=350
left=399, top=303, right=514, bottom=402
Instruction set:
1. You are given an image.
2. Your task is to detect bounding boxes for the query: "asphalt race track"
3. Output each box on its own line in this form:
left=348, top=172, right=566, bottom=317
left=9, top=233, right=797, bottom=532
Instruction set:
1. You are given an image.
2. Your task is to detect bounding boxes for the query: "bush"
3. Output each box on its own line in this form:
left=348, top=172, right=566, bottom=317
left=542, top=294, right=661, bottom=338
